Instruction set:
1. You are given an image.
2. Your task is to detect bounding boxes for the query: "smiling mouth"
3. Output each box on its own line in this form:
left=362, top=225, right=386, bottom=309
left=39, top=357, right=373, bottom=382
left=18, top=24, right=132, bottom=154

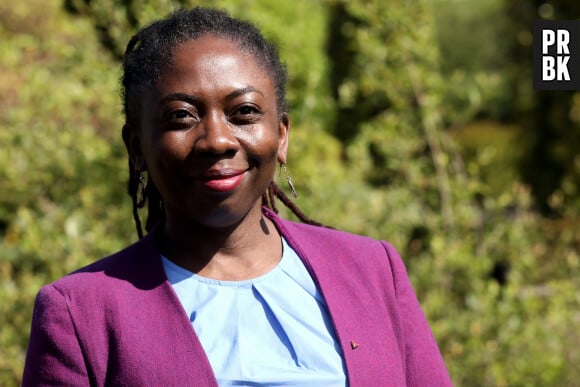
left=197, top=169, right=247, bottom=192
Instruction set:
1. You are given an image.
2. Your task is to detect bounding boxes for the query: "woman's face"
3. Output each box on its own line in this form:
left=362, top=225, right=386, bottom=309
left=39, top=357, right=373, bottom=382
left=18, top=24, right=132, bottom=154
left=126, top=34, right=289, bottom=229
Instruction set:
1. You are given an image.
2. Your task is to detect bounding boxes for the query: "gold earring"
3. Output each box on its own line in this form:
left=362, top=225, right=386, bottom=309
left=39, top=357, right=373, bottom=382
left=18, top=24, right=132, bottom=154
left=281, top=164, right=297, bottom=198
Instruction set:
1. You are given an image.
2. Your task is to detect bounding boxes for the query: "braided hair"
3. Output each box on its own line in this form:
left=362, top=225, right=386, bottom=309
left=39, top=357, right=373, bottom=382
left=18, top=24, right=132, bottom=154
left=121, top=7, right=321, bottom=238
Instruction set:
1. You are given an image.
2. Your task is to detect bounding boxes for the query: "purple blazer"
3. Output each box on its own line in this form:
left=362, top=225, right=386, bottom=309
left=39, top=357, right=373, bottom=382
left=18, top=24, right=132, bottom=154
left=23, top=209, right=452, bottom=386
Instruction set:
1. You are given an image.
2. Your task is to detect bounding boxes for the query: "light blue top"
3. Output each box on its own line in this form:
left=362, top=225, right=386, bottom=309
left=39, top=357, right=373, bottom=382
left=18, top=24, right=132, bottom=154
left=161, top=237, right=347, bottom=386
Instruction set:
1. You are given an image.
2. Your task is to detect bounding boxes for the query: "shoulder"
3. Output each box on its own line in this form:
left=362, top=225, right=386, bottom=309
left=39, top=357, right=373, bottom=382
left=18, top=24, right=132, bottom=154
left=268, top=211, right=403, bottom=285
left=271, top=212, right=398, bottom=261
left=44, top=232, right=162, bottom=300
left=32, top=231, right=168, bottom=341
left=265, top=207, right=379, bottom=245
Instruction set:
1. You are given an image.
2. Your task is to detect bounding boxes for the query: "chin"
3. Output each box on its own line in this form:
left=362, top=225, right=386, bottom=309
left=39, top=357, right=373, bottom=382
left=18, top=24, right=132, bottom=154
left=187, top=203, right=260, bottom=231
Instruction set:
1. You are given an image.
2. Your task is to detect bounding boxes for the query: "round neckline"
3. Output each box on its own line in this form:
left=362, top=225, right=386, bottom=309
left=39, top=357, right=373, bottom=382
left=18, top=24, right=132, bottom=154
left=161, top=237, right=289, bottom=287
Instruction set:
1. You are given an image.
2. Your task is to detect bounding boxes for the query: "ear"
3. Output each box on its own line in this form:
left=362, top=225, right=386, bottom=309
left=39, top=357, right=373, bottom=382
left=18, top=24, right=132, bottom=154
left=277, top=113, right=290, bottom=165
left=122, top=124, right=147, bottom=171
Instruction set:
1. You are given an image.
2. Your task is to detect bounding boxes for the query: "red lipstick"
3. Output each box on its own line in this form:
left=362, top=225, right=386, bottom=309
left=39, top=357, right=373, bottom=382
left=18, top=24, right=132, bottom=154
left=199, top=169, right=246, bottom=192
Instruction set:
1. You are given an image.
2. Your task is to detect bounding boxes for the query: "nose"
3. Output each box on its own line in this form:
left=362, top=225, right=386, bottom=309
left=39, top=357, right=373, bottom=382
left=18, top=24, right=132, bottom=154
left=194, top=111, right=238, bottom=155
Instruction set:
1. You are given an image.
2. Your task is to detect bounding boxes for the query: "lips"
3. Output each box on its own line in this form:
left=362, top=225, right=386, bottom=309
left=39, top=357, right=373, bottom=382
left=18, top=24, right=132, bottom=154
left=196, top=168, right=247, bottom=192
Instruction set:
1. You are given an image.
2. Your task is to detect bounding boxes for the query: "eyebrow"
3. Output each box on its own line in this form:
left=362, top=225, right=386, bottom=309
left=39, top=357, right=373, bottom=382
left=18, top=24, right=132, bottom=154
left=159, top=93, right=199, bottom=105
left=159, top=87, right=264, bottom=106
left=225, top=86, right=264, bottom=101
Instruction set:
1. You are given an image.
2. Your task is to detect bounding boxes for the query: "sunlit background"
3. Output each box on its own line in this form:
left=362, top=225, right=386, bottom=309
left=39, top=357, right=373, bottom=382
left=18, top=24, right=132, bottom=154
left=1, top=0, right=579, bottom=385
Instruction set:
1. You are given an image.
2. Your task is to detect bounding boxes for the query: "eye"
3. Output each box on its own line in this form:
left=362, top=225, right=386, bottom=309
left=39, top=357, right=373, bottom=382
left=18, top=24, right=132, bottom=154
left=238, top=106, right=259, bottom=115
left=230, top=104, right=262, bottom=124
left=161, top=108, right=200, bottom=130
left=160, top=108, right=199, bottom=130
left=164, top=109, right=195, bottom=121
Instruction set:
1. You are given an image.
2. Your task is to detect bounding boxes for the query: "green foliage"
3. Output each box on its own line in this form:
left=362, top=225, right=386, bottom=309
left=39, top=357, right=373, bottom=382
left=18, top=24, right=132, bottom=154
left=0, top=2, right=133, bottom=383
left=504, top=0, right=580, bottom=215
left=1, top=0, right=579, bottom=386
left=435, top=0, right=514, bottom=123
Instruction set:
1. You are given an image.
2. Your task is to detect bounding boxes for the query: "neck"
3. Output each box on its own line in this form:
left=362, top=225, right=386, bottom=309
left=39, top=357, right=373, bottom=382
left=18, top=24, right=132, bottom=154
left=159, top=204, right=283, bottom=280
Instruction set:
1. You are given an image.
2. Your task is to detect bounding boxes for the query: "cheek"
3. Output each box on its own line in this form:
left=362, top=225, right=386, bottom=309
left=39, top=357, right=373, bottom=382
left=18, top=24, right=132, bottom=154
left=243, top=124, right=281, bottom=161
left=146, top=132, right=191, bottom=170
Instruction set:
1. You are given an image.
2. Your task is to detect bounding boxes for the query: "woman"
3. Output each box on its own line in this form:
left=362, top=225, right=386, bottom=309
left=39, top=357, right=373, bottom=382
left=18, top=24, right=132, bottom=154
left=23, top=7, right=452, bottom=386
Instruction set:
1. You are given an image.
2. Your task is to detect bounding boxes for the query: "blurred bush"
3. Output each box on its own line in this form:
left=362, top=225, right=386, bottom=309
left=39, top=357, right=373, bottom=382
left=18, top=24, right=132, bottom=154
left=0, top=0, right=578, bottom=385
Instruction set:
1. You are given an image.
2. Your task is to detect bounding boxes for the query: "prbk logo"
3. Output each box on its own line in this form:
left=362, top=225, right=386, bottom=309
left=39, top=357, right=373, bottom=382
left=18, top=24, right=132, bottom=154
left=534, top=20, right=580, bottom=90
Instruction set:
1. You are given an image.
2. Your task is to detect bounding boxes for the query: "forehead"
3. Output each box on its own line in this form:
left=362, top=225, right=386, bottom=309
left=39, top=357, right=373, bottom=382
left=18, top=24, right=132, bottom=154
left=154, top=35, right=274, bottom=93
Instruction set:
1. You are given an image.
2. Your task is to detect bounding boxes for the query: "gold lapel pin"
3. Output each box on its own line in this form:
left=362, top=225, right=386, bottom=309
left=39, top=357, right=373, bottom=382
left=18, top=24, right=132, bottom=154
left=350, top=341, right=359, bottom=350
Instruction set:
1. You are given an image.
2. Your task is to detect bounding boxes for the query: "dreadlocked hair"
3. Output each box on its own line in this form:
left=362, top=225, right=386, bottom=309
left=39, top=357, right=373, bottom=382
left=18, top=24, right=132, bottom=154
left=122, top=7, right=323, bottom=238
left=127, top=160, right=166, bottom=239
left=263, top=182, right=325, bottom=227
